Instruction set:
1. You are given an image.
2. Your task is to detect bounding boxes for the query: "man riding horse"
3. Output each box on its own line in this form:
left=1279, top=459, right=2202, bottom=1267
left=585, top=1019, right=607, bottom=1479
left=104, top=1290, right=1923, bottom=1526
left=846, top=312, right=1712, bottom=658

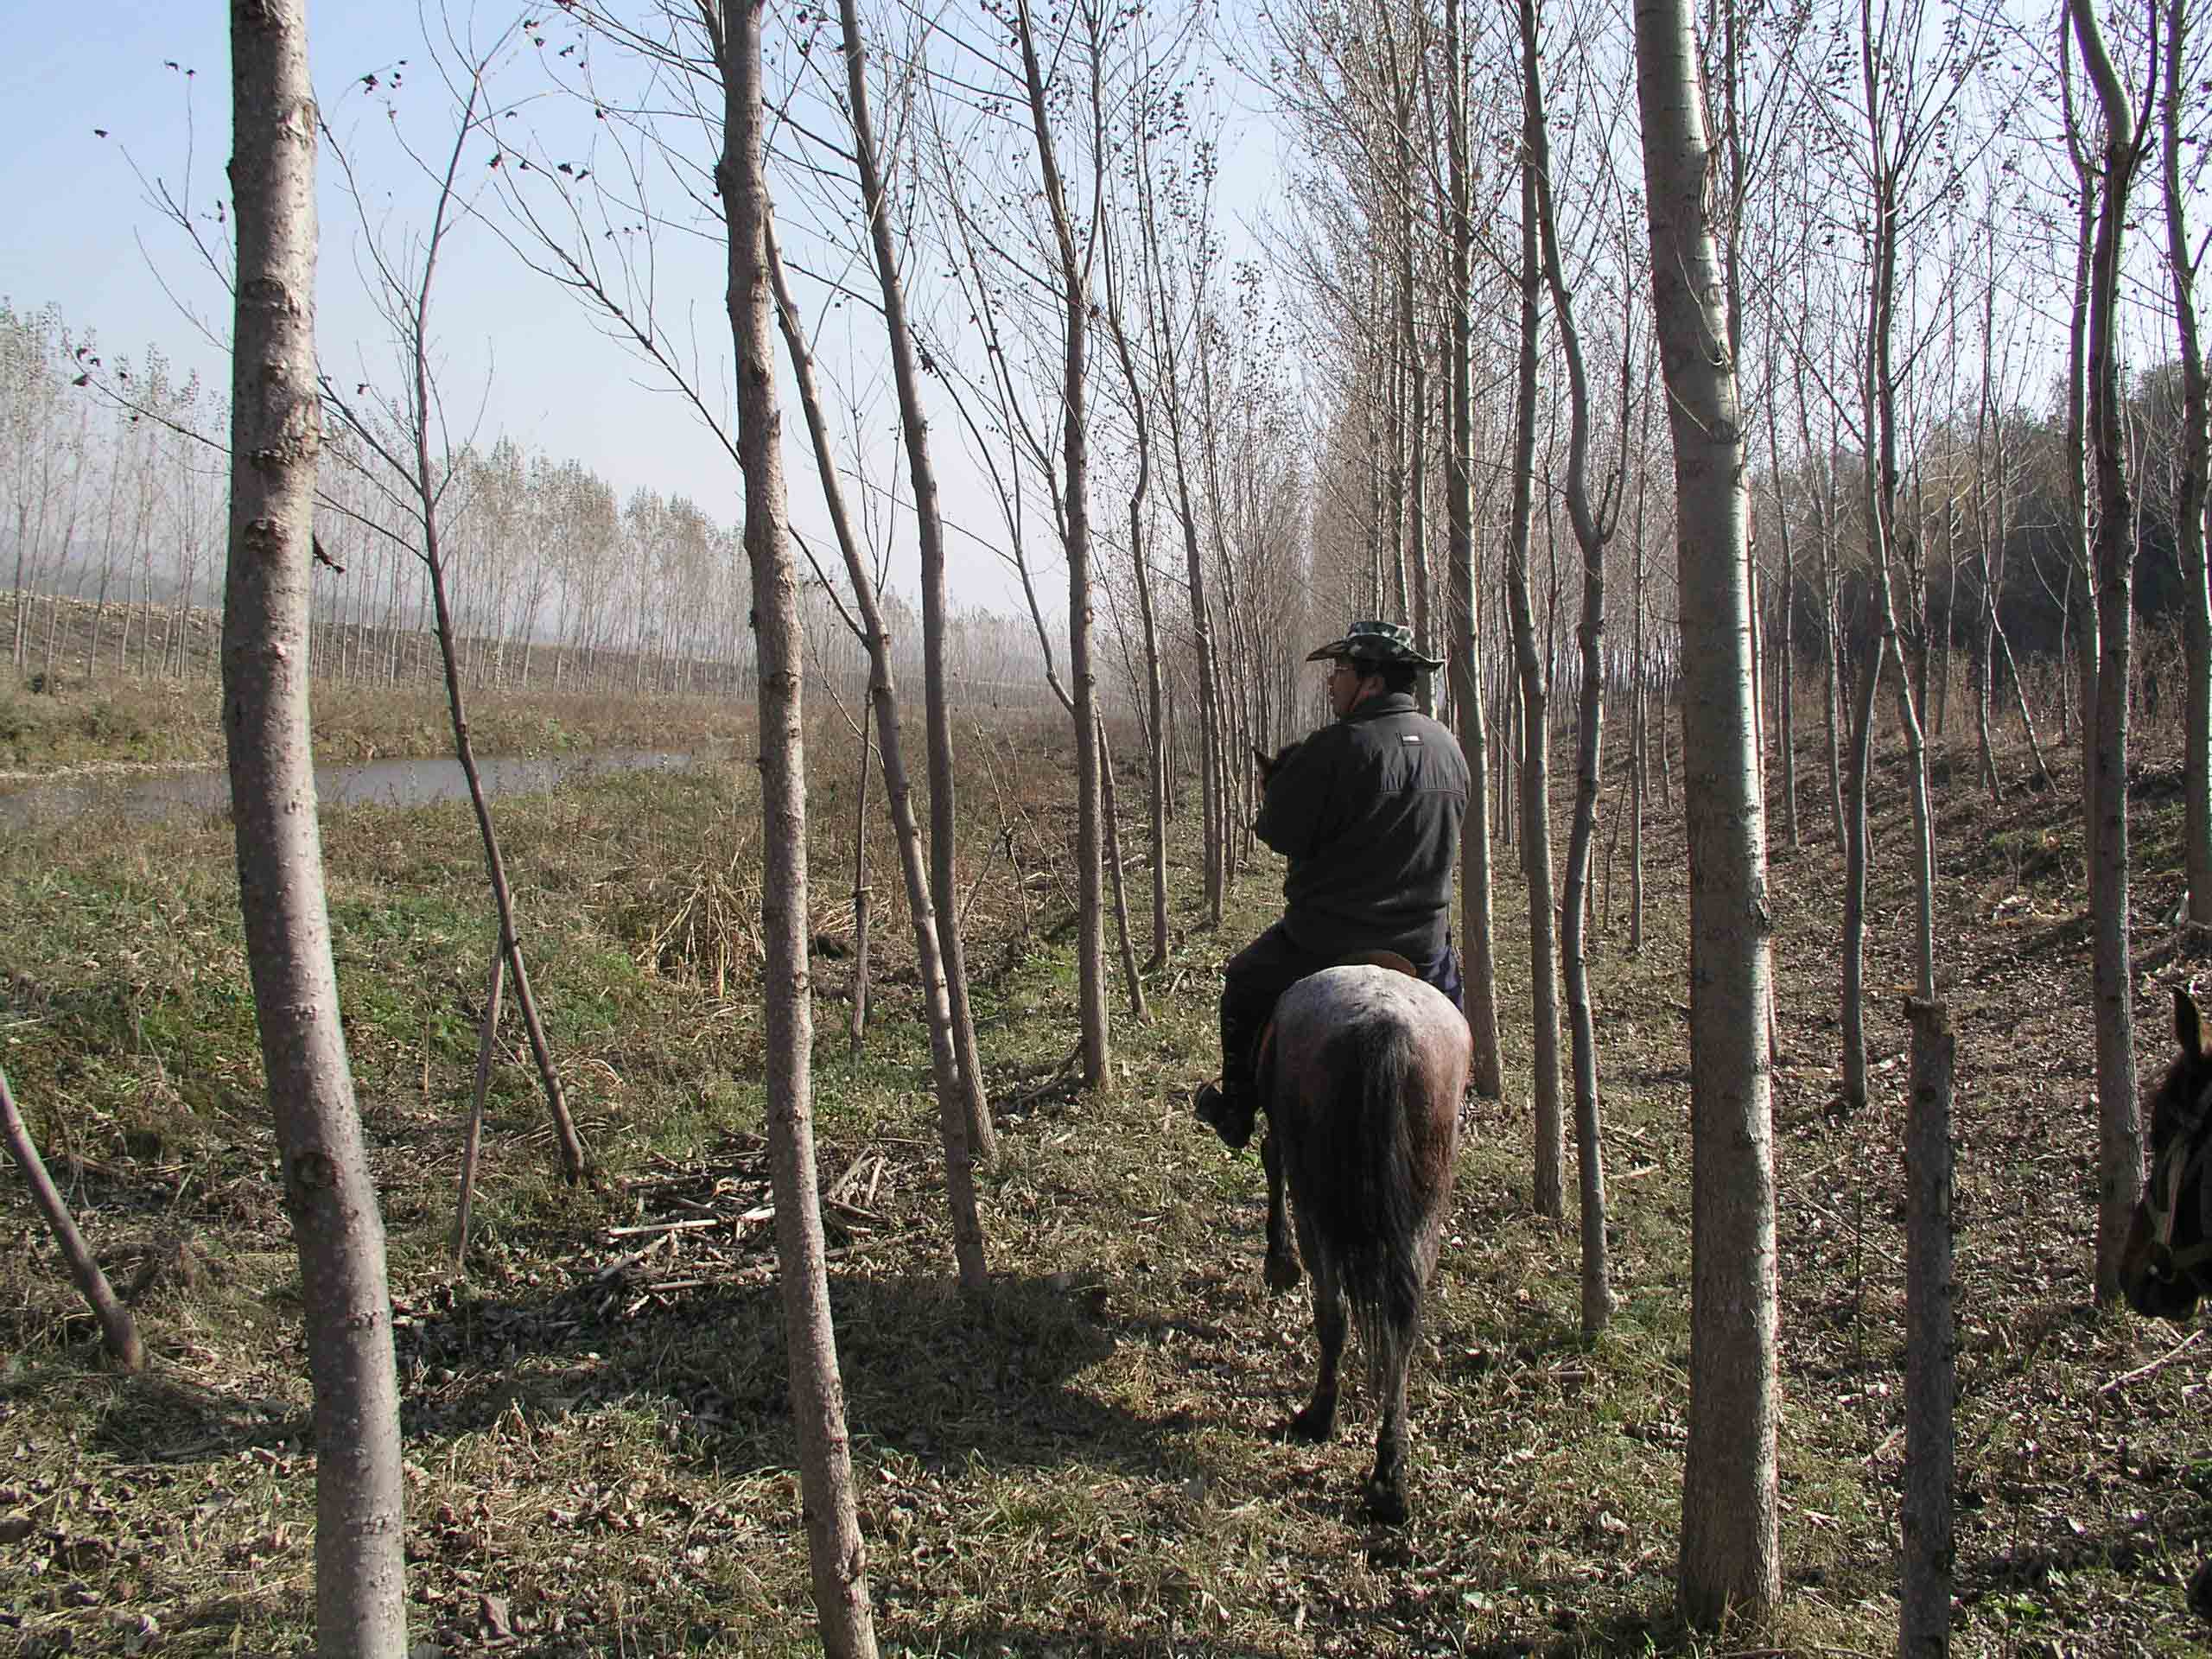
left=1192, top=620, right=1470, bottom=1151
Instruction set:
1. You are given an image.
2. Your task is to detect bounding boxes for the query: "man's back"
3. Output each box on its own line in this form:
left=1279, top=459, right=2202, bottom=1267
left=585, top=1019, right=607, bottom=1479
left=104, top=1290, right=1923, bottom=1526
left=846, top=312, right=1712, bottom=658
left=1254, top=691, right=1469, bottom=962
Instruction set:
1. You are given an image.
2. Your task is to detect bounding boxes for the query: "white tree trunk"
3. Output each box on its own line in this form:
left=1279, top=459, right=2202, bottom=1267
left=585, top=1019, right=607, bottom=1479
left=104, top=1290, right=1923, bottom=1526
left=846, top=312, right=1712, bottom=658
left=226, top=3, right=407, bottom=1649
left=1634, top=0, right=1781, bottom=1622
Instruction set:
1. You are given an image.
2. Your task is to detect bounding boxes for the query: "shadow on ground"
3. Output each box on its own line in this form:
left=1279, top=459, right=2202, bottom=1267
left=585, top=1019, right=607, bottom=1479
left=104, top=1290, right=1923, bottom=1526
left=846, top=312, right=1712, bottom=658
left=81, top=1266, right=1182, bottom=1488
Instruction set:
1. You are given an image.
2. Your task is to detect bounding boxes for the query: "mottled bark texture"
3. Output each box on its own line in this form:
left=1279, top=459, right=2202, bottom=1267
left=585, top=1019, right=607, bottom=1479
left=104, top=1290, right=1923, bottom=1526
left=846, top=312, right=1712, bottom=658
left=705, top=2, right=879, bottom=1650
left=226, top=3, right=407, bottom=1650
left=1633, top=0, right=1782, bottom=1624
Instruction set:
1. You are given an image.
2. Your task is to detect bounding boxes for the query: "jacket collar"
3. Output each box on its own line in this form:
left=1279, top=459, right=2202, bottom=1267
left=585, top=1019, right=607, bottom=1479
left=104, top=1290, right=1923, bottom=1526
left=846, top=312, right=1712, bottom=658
left=1342, top=691, right=1419, bottom=723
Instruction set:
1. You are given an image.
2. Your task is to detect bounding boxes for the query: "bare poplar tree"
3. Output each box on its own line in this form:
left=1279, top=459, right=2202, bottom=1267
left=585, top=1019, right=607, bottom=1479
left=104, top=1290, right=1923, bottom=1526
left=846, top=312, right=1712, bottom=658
left=763, top=213, right=988, bottom=1294
left=2162, top=0, right=2212, bottom=926
left=2067, top=0, right=2148, bottom=1302
left=1100, top=203, right=1173, bottom=974
left=1441, top=0, right=1508, bottom=1101
left=1634, top=0, right=1782, bottom=1622
left=832, top=0, right=999, bottom=1161
left=1505, top=156, right=1566, bottom=1224
left=226, top=2, right=406, bottom=1649
left=1522, top=0, right=1626, bottom=1330
left=1012, top=0, right=1109, bottom=1089
left=320, top=43, right=586, bottom=1185
left=701, top=3, right=877, bottom=1648
left=1137, top=140, right=1230, bottom=927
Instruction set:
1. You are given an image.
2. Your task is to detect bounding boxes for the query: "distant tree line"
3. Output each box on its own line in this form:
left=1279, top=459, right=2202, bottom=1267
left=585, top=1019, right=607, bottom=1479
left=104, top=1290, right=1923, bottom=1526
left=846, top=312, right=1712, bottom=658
left=0, top=297, right=1094, bottom=715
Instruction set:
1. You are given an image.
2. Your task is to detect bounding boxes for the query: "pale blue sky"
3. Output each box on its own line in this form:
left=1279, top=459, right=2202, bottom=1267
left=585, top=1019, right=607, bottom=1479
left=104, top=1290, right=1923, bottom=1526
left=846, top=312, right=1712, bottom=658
left=0, top=4, right=1072, bottom=613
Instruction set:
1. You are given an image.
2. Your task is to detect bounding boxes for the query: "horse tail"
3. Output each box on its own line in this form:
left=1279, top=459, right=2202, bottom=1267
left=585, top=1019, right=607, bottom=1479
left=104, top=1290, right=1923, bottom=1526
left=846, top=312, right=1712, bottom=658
left=1302, top=1014, right=1427, bottom=1395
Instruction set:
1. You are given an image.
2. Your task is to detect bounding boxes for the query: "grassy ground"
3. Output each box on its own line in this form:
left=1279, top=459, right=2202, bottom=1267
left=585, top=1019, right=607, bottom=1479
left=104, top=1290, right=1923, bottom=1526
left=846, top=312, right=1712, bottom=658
left=2, top=683, right=2209, bottom=1656
left=0, top=667, right=760, bottom=777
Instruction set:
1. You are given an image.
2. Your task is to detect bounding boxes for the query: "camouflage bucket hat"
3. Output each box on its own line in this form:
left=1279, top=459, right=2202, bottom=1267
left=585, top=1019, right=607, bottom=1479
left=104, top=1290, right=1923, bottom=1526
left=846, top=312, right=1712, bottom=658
left=1305, top=619, right=1446, bottom=671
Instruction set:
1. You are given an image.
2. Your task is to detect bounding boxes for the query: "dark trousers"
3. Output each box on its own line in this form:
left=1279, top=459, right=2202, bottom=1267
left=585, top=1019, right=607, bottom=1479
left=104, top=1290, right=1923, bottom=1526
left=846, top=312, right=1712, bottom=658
left=1218, top=920, right=1465, bottom=1093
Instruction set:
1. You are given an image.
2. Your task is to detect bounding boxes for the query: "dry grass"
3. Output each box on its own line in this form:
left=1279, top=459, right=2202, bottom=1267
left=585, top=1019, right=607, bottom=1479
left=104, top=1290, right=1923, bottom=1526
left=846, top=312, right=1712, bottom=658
left=1, top=690, right=2209, bottom=1656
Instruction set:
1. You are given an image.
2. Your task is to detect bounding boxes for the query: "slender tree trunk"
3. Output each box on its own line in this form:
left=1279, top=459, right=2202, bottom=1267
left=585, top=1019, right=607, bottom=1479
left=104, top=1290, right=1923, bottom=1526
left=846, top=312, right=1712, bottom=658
left=2067, top=134, right=2100, bottom=868
left=1635, top=0, right=1781, bottom=1619
left=226, top=6, right=407, bottom=1646
left=1, top=1065, right=144, bottom=1370
left=419, top=461, right=584, bottom=1183
left=1899, top=996, right=1955, bottom=1659
left=709, top=6, right=879, bottom=1648
left=1506, top=166, right=1564, bottom=1220
left=1014, top=0, right=1108, bottom=1090
left=452, top=939, right=504, bottom=1265
left=1856, top=38, right=1940, bottom=1008
left=1444, top=0, right=1504, bottom=1098
left=2164, top=0, right=2212, bottom=925
left=2069, top=0, right=2145, bottom=1302
left=1630, top=480, right=1649, bottom=955
left=1840, top=631, right=1883, bottom=1111
left=849, top=714, right=873, bottom=1058
left=766, top=214, right=987, bottom=1294
left=1098, top=715, right=1146, bottom=1018
left=1973, top=380, right=2004, bottom=803
left=1101, top=231, right=1170, bottom=971
left=836, top=2, right=995, bottom=1166
left=1524, top=0, right=1612, bottom=1325
left=1765, top=399, right=1799, bottom=848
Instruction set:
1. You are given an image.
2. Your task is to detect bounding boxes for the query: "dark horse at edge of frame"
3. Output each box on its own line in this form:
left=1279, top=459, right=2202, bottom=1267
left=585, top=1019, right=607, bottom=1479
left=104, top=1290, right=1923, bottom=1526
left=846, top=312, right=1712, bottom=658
left=2118, top=985, right=2212, bottom=1618
left=1253, top=961, right=1471, bottom=1523
left=2120, top=988, right=2212, bottom=1322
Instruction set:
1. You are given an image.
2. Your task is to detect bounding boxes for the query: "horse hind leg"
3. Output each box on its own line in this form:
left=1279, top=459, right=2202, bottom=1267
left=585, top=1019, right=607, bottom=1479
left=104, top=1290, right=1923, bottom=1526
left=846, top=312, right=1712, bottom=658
left=1363, top=1311, right=1417, bottom=1524
left=1287, top=1247, right=1344, bottom=1444
left=1262, top=1128, right=1301, bottom=1293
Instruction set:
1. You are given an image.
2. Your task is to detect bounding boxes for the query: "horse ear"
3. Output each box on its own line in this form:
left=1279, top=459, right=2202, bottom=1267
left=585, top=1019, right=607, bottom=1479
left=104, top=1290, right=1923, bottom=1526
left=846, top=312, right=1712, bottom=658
left=2177, top=987, right=2204, bottom=1060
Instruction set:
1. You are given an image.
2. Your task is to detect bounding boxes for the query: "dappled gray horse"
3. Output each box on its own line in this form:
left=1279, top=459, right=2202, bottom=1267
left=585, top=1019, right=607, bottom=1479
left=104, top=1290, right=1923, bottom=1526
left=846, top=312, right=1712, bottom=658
left=1255, top=963, right=1469, bottom=1523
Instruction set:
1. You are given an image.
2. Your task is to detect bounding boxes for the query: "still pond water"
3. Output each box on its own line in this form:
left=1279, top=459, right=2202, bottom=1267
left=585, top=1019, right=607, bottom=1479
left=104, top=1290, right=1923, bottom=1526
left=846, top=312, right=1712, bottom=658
left=0, top=749, right=706, bottom=830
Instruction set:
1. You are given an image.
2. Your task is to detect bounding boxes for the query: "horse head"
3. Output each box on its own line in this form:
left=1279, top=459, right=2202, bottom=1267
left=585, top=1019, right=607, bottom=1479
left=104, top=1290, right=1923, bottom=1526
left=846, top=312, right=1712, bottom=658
left=2122, top=987, right=2212, bottom=1320
left=1253, top=740, right=1302, bottom=788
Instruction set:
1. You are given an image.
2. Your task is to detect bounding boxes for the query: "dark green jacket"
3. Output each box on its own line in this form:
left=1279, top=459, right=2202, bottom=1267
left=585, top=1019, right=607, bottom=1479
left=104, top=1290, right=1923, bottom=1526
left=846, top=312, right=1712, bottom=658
left=1252, top=692, right=1469, bottom=961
